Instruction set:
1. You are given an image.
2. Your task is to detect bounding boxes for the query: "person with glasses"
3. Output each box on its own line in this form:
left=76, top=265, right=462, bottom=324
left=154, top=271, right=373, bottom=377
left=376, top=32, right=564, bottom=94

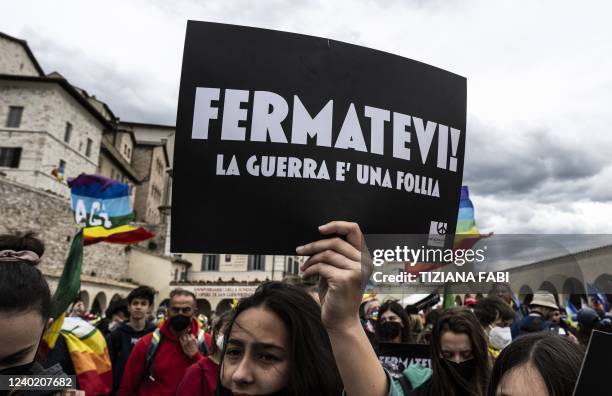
left=118, top=289, right=210, bottom=396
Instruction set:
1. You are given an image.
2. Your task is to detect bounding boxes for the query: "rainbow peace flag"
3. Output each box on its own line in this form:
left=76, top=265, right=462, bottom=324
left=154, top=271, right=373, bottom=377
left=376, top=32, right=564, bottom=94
left=61, top=317, right=112, bottom=395
left=405, top=185, right=491, bottom=274
left=456, top=186, right=478, bottom=234
left=454, top=186, right=492, bottom=250
left=68, top=174, right=154, bottom=245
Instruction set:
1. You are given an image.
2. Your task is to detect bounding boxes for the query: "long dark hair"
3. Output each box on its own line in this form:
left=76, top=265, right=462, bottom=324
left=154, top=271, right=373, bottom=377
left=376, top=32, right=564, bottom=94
left=473, top=296, right=515, bottom=327
left=488, top=333, right=585, bottom=396
left=217, top=281, right=343, bottom=396
left=210, top=310, right=232, bottom=357
left=0, top=232, right=50, bottom=322
left=378, top=300, right=413, bottom=343
left=429, top=308, right=490, bottom=396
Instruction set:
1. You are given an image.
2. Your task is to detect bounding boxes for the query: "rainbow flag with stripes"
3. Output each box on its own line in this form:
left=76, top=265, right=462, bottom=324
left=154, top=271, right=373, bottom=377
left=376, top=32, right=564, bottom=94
left=61, top=316, right=112, bottom=395
left=68, top=174, right=154, bottom=245
left=405, top=185, right=491, bottom=274
left=454, top=186, right=492, bottom=249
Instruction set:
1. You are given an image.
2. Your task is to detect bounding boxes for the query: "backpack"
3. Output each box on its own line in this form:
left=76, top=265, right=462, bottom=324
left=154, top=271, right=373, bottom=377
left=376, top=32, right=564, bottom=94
left=143, top=327, right=208, bottom=385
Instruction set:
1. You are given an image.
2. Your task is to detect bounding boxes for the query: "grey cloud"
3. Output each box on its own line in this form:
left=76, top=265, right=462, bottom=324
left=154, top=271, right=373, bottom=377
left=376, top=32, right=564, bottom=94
left=24, top=29, right=177, bottom=125
left=149, top=0, right=320, bottom=29
left=463, top=119, right=606, bottom=200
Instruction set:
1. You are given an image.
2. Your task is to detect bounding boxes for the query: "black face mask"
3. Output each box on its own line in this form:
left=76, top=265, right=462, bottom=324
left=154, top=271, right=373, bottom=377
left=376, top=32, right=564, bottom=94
left=169, top=315, right=191, bottom=332
left=0, top=360, right=35, bottom=376
left=443, top=358, right=476, bottom=391
left=377, top=321, right=402, bottom=341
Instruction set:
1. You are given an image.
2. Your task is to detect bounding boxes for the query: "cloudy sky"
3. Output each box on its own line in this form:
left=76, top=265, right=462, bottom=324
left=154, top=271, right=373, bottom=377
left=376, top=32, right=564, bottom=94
left=3, top=0, right=612, bottom=234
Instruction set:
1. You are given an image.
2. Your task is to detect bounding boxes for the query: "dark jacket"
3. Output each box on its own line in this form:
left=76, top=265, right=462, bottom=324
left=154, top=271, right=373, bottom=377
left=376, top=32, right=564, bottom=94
left=107, top=321, right=156, bottom=395
left=41, top=334, right=75, bottom=376
left=8, top=362, right=67, bottom=396
left=512, top=313, right=559, bottom=338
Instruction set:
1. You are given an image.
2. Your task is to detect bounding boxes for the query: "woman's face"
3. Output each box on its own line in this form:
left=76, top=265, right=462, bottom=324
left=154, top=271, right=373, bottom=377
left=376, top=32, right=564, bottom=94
left=380, top=310, right=402, bottom=326
left=439, top=331, right=473, bottom=363
left=0, top=311, right=46, bottom=371
left=221, top=307, right=290, bottom=395
left=495, top=363, right=548, bottom=396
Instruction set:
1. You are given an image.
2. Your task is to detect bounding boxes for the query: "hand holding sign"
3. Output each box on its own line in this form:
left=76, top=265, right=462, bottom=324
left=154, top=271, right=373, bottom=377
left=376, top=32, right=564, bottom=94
left=299, top=221, right=387, bottom=396
left=298, top=221, right=370, bottom=332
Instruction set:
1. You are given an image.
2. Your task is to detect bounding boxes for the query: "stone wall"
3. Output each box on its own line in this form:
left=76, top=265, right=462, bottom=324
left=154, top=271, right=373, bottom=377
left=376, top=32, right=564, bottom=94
left=0, top=177, right=131, bottom=280
left=146, top=145, right=167, bottom=224
left=114, top=131, right=134, bottom=164
left=132, top=145, right=153, bottom=222
left=0, top=82, right=103, bottom=159
left=0, top=36, right=40, bottom=77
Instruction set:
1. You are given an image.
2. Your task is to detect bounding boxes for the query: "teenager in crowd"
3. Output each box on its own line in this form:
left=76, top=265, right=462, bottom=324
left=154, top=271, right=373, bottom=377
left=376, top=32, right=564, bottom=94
left=107, top=285, right=157, bottom=395
left=488, top=333, right=585, bottom=396
left=472, top=297, right=515, bottom=358
left=177, top=311, right=232, bottom=396
left=403, top=308, right=491, bottom=396
left=377, top=300, right=413, bottom=344
left=0, top=232, right=68, bottom=387
left=213, top=221, right=395, bottom=396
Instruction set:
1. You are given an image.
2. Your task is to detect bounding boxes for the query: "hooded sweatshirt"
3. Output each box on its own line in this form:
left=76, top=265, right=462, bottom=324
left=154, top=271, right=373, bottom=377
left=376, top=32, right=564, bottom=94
left=118, top=319, right=204, bottom=396
left=107, top=321, right=156, bottom=395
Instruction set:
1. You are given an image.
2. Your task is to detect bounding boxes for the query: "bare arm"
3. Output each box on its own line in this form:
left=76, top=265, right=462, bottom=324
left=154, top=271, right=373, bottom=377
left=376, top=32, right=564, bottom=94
left=299, top=221, right=388, bottom=396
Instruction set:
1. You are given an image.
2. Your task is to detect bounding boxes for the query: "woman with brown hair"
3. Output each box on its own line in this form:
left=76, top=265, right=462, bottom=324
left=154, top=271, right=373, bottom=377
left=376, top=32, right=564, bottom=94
left=405, top=308, right=491, bottom=396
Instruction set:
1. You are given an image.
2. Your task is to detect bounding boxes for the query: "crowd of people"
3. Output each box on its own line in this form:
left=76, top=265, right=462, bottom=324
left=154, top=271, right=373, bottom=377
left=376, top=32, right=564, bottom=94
left=1, top=226, right=611, bottom=396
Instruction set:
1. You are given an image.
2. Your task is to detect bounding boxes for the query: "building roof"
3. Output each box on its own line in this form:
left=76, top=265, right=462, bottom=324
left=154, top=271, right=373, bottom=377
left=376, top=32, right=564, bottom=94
left=100, top=138, right=141, bottom=183
left=507, top=242, right=612, bottom=273
left=121, top=121, right=172, bottom=167
left=0, top=31, right=45, bottom=76
left=0, top=73, right=115, bottom=130
left=121, top=120, right=175, bottom=130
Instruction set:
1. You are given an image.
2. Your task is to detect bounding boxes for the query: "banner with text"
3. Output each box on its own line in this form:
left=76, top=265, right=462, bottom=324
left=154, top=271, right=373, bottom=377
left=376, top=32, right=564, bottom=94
left=171, top=21, right=467, bottom=254
left=377, top=342, right=431, bottom=378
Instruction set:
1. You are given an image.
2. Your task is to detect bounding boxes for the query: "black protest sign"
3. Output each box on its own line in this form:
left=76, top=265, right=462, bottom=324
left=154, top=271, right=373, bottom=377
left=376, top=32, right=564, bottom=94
left=171, top=21, right=466, bottom=254
left=377, top=342, right=431, bottom=378
left=573, top=330, right=612, bottom=395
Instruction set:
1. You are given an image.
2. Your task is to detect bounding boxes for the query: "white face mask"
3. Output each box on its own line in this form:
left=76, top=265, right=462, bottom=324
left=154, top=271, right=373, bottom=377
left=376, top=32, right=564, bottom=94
left=489, top=326, right=512, bottom=350
left=216, top=334, right=224, bottom=351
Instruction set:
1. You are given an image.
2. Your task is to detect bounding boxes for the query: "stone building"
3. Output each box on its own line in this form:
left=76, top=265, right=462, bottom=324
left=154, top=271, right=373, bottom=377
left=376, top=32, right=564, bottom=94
left=0, top=31, right=177, bottom=312
left=0, top=32, right=43, bottom=77
left=97, top=126, right=140, bottom=206
left=1, top=30, right=315, bottom=317
left=506, top=246, right=612, bottom=309
left=120, top=121, right=172, bottom=224
left=0, top=33, right=109, bottom=198
left=172, top=254, right=306, bottom=316
left=0, top=176, right=138, bottom=313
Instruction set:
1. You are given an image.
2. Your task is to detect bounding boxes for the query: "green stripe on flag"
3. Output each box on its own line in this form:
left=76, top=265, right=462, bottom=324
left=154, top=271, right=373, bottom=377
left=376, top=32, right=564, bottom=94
left=106, top=213, right=134, bottom=228
left=443, top=283, right=455, bottom=309
left=50, top=229, right=84, bottom=319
